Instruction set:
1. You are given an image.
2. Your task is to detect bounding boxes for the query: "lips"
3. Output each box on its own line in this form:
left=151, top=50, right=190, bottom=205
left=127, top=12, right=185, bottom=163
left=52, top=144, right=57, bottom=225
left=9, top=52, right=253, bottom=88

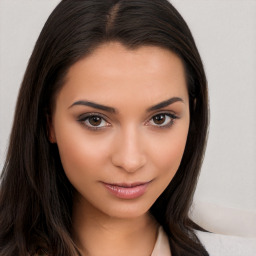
left=102, top=181, right=151, bottom=199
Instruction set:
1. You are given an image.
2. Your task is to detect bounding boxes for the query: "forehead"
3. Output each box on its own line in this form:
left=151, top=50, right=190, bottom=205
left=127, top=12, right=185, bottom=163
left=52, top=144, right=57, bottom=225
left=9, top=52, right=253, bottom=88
left=60, top=42, right=188, bottom=107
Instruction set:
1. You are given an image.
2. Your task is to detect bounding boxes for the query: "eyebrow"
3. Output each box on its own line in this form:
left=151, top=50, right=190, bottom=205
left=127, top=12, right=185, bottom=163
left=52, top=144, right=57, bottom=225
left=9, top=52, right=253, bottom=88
left=69, top=97, right=183, bottom=113
left=146, top=97, right=184, bottom=112
left=69, top=100, right=116, bottom=113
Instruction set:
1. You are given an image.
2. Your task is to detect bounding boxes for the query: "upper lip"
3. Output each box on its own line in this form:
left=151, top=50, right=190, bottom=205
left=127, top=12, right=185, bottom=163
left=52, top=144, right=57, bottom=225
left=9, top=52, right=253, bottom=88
left=102, top=181, right=152, bottom=188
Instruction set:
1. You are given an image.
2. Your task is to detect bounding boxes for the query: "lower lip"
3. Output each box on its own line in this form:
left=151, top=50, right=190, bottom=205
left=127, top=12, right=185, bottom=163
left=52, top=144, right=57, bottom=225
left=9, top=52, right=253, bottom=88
left=103, top=182, right=149, bottom=199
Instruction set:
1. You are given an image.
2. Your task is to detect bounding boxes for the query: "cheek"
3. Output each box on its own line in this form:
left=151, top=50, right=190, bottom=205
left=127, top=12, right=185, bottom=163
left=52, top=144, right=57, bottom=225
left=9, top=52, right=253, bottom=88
left=163, top=137, right=186, bottom=168
left=53, top=120, right=111, bottom=181
left=150, top=127, right=189, bottom=181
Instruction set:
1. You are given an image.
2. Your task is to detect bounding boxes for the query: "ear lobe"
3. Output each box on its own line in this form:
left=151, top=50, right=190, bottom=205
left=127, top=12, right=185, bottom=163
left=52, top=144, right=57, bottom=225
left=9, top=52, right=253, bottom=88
left=46, top=114, right=56, bottom=143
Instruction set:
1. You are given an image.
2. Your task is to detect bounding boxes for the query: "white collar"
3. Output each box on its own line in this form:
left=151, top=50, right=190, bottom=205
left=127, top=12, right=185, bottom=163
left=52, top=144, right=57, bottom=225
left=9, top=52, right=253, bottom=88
left=151, top=226, right=171, bottom=256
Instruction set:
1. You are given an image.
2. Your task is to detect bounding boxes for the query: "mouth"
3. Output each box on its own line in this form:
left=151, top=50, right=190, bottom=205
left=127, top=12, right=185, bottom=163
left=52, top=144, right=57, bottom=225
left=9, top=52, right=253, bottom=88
left=102, top=181, right=152, bottom=199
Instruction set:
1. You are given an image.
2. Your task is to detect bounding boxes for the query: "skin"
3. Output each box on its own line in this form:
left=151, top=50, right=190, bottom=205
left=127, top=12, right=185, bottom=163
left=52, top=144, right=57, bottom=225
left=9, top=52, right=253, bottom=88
left=50, top=42, right=190, bottom=256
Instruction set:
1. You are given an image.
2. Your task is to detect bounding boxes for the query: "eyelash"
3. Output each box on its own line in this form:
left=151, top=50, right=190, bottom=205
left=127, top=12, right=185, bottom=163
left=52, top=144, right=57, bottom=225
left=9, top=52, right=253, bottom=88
left=145, top=112, right=178, bottom=129
left=77, top=112, right=178, bottom=131
left=77, top=113, right=110, bottom=131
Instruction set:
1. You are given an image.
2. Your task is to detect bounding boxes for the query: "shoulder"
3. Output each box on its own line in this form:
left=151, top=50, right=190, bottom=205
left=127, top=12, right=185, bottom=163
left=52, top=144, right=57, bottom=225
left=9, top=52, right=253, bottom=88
left=195, top=230, right=256, bottom=256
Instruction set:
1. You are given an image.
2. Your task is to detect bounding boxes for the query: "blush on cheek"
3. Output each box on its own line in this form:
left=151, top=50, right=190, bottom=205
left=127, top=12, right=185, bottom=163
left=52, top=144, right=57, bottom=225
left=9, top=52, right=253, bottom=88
left=56, top=131, right=109, bottom=182
left=158, top=139, right=187, bottom=175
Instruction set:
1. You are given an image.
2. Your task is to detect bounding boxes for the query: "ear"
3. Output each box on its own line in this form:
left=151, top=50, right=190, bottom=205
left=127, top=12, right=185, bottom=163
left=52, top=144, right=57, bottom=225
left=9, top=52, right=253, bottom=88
left=46, top=114, right=56, bottom=143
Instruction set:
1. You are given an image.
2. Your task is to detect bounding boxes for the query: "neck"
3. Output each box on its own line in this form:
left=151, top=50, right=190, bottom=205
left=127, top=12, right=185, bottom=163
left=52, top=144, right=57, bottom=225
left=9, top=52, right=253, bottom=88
left=72, top=196, right=158, bottom=256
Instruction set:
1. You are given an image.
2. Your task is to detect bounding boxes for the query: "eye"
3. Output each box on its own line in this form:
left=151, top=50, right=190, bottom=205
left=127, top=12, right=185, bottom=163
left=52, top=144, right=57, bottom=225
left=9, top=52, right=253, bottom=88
left=147, top=113, right=177, bottom=128
left=78, top=114, right=110, bottom=130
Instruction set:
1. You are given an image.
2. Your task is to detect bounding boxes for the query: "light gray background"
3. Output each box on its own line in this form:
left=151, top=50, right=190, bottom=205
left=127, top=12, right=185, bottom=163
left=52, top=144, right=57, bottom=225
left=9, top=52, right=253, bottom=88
left=0, top=0, right=255, bottom=233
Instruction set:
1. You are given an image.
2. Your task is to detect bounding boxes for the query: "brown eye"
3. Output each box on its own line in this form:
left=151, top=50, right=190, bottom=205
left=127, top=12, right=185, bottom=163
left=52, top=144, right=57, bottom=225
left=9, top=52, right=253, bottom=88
left=153, top=114, right=166, bottom=125
left=147, top=113, right=177, bottom=128
left=78, top=114, right=110, bottom=130
left=88, top=116, right=102, bottom=126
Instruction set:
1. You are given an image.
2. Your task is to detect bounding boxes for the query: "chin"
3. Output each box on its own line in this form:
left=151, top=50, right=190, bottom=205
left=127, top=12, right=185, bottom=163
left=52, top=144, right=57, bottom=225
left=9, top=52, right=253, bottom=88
left=99, top=200, right=155, bottom=220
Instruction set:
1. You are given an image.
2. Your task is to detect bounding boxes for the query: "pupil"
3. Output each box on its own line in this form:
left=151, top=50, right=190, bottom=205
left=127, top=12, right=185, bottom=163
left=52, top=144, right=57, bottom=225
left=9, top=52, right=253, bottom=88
left=89, top=116, right=102, bottom=126
left=153, top=114, right=165, bottom=124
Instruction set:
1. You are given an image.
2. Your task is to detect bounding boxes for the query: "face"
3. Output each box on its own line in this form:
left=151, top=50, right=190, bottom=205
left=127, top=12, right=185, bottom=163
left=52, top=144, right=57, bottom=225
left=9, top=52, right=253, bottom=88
left=50, top=42, right=190, bottom=219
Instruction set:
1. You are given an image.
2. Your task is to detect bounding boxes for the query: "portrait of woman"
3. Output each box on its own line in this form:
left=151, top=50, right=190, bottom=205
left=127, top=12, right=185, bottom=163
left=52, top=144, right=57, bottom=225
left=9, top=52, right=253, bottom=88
left=0, top=0, right=255, bottom=256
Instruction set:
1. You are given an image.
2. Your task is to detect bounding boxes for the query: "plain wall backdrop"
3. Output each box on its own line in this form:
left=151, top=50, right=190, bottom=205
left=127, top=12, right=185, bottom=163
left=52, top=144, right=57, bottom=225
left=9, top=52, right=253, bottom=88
left=0, top=0, right=255, bottom=236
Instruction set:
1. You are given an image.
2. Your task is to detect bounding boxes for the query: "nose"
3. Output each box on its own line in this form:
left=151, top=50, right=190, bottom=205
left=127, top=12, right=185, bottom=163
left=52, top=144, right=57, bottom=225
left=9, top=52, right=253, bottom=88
left=111, top=127, right=146, bottom=173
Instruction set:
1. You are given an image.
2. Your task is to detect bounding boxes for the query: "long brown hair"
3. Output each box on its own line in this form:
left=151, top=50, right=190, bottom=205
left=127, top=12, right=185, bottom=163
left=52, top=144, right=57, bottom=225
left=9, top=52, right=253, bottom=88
left=0, top=0, right=209, bottom=255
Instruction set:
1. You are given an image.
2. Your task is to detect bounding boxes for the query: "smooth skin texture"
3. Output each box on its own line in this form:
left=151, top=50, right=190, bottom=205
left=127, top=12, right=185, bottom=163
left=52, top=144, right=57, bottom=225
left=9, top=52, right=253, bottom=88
left=50, top=42, right=190, bottom=256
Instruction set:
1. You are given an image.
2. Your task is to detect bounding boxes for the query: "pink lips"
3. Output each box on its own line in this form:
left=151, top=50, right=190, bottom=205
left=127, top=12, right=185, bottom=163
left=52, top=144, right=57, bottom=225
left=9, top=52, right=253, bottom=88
left=103, top=181, right=150, bottom=199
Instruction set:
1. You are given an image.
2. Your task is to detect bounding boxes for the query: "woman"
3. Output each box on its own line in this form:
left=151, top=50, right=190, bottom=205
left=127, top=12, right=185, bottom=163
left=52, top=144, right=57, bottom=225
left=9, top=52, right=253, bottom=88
left=0, top=0, right=209, bottom=255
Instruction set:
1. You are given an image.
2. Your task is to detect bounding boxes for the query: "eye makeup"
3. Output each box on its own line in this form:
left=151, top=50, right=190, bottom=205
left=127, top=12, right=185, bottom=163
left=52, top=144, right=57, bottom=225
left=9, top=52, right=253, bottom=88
left=146, top=112, right=179, bottom=129
left=77, top=111, right=179, bottom=131
left=77, top=112, right=111, bottom=131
